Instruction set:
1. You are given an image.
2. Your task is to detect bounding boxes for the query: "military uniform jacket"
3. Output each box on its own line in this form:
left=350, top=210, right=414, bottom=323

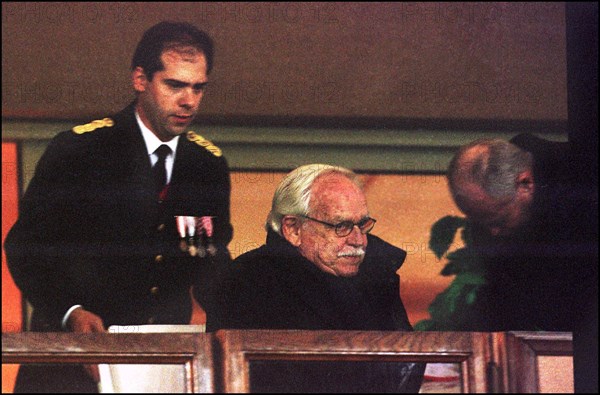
left=5, top=103, right=233, bottom=331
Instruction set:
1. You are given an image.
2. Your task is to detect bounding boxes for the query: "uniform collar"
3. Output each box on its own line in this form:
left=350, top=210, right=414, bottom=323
left=135, top=110, right=180, bottom=158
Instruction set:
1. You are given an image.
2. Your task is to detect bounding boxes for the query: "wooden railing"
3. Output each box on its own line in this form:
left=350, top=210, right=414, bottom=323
left=2, top=330, right=572, bottom=393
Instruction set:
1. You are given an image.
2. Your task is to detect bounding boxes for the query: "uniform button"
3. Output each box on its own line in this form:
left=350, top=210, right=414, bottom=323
left=157, top=223, right=165, bottom=231
left=148, top=317, right=155, bottom=324
left=150, top=286, right=159, bottom=295
left=154, top=255, right=163, bottom=263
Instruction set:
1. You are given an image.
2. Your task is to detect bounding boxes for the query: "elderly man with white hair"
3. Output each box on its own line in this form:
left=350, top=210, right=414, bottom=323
left=212, top=164, right=424, bottom=393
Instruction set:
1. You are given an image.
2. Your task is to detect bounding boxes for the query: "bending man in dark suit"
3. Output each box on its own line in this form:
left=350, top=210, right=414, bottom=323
left=4, top=21, right=233, bottom=392
left=213, top=164, right=424, bottom=393
left=447, top=134, right=597, bottom=391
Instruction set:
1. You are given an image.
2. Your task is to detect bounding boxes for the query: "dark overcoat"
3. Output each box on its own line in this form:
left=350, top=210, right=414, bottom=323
left=213, top=231, right=425, bottom=393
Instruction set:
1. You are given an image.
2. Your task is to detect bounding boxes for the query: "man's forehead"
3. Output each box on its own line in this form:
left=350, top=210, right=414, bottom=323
left=157, top=49, right=208, bottom=83
left=310, top=175, right=366, bottom=214
left=312, top=174, right=360, bottom=198
left=161, top=47, right=206, bottom=64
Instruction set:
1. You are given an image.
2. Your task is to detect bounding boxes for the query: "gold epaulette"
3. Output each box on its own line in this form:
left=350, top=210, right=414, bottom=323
left=186, top=131, right=222, bottom=157
left=72, top=118, right=114, bottom=134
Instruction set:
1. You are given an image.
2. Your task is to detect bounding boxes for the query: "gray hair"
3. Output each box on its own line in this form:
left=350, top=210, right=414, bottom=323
left=266, top=164, right=362, bottom=235
left=448, top=138, right=533, bottom=199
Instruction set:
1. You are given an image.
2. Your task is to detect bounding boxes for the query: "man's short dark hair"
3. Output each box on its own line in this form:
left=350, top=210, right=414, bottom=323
left=131, top=21, right=214, bottom=80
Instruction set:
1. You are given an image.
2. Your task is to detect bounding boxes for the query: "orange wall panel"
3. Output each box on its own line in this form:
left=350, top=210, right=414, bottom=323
left=2, top=167, right=458, bottom=329
left=2, top=142, right=22, bottom=393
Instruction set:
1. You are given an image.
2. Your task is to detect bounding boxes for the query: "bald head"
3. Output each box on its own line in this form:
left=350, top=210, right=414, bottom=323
left=448, top=139, right=535, bottom=237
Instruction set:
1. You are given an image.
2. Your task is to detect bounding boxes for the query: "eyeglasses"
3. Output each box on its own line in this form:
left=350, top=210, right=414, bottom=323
left=300, top=215, right=376, bottom=237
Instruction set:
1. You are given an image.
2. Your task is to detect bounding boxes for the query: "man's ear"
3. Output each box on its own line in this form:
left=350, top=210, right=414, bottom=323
left=132, top=66, right=147, bottom=93
left=516, top=170, right=535, bottom=200
left=281, top=216, right=302, bottom=247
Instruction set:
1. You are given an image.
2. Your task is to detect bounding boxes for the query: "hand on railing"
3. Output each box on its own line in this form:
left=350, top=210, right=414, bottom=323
left=66, top=307, right=106, bottom=383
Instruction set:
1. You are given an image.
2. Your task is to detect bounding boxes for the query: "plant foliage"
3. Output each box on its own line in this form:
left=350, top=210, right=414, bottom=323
left=414, top=215, right=486, bottom=331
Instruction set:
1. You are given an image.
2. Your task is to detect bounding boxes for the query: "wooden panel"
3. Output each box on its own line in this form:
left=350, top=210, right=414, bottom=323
left=2, top=3, right=567, bottom=123
left=500, top=331, right=573, bottom=393
left=1, top=333, right=215, bottom=393
left=216, top=330, right=490, bottom=393
left=537, top=356, right=573, bottom=393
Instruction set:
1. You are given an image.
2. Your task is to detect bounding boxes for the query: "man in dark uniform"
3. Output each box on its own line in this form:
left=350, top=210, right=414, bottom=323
left=213, top=164, right=424, bottom=393
left=4, top=21, right=233, bottom=392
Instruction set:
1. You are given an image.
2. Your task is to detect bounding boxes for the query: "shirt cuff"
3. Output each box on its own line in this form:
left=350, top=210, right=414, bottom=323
left=62, top=305, right=83, bottom=330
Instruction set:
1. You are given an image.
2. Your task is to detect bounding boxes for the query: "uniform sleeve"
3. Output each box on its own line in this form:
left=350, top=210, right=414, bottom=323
left=4, top=132, right=94, bottom=328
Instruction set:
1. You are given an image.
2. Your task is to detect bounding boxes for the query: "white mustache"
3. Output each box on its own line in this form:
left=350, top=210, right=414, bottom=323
left=338, top=248, right=365, bottom=258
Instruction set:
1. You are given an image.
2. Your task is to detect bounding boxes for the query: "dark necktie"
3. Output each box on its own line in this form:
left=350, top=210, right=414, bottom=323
left=153, top=145, right=171, bottom=197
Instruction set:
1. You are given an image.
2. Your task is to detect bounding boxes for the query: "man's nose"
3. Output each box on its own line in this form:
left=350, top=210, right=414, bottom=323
left=178, top=88, right=199, bottom=108
left=346, top=225, right=366, bottom=245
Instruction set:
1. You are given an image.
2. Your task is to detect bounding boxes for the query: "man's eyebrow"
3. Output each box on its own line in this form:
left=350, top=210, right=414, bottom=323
left=164, top=79, right=208, bottom=89
left=164, top=78, right=186, bottom=85
left=192, top=81, right=209, bottom=89
left=332, top=215, right=369, bottom=223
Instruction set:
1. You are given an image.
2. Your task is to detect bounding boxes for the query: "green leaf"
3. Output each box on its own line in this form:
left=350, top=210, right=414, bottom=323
left=452, top=272, right=486, bottom=286
left=440, top=261, right=459, bottom=276
left=429, top=216, right=467, bottom=259
left=446, top=248, right=470, bottom=262
left=445, top=248, right=480, bottom=273
left=414, top=320, right=434, bottom=331
left=466, top=289, right=478, bottom=305
left=414, top=277, right=485, bottom=331
left=460, top=222, right=474, bottom=246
